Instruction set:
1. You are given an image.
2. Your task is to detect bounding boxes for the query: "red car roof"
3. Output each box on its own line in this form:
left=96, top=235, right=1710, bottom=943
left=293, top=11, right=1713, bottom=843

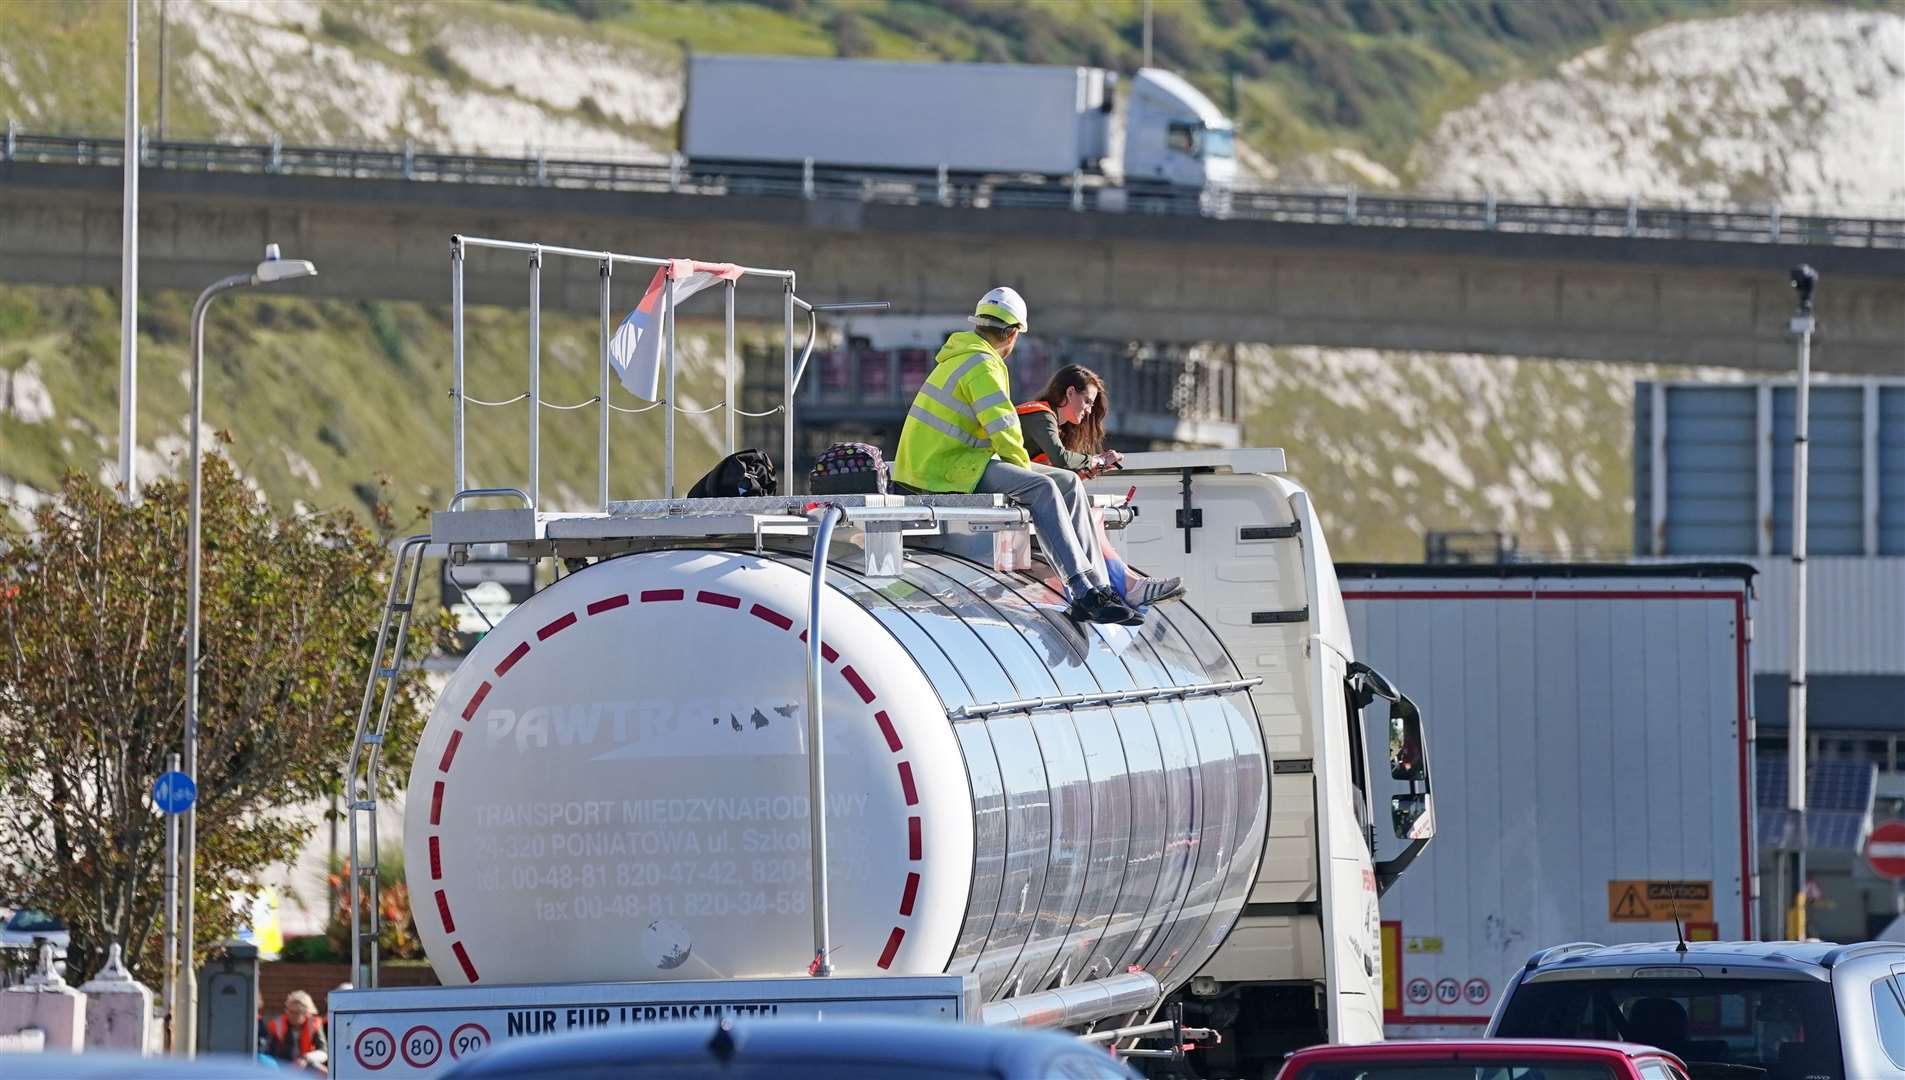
left=1280, top=1039, right=1687, bottom=1073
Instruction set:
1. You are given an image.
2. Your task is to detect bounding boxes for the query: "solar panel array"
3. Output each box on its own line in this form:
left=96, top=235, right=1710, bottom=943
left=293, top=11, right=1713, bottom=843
left=1756, top=757, right=1876, bottom=851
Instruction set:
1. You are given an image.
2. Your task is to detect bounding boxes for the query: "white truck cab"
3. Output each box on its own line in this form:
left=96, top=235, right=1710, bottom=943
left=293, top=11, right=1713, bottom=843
left=1093, top=452, right=1435, bottom=1073
left=1122, top=68, right=1237, bottom=191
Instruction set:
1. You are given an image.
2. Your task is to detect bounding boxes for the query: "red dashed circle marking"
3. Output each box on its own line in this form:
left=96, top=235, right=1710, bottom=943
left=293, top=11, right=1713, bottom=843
left=433, top=580, right=920, bottom=979
left=459, top=681, right=492, bottom=721
left=494, top=642, right=530, bottom=678
left=586, top=594, right=629, bottom=615
left=751, top=603, right=794, bottom=630
left=452, top=940, right=479, bottom=983
left=436, top=730, right=462, bottom=772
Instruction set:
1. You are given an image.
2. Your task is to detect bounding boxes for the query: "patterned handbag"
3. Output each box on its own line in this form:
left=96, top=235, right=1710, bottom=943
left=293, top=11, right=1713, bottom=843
left=807, top=442, right=891, bottom=495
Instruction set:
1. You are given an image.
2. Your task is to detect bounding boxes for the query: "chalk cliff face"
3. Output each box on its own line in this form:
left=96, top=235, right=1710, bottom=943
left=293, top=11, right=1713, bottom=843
left=1413, top=9, right=1905, bottom=210
left=0, top=4, right=1897, bottom=560
left=0, top=1, right=680, bottom=159
left=1238, top=9, right=1902, bottom=560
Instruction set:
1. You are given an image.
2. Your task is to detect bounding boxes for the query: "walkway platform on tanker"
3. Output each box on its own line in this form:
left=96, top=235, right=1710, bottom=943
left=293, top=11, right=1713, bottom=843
left=430, top=489, right=1134, bottom=565
left=431, top=450, right=1287, bottom=563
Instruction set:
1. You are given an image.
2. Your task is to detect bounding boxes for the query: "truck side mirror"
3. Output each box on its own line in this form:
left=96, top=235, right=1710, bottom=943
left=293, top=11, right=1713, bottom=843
left=1375, top=686, right=1434, bottom=894
left=1389, top=697, right=1427, bottom=781
left=1392, top=793, right=1436, bottom=841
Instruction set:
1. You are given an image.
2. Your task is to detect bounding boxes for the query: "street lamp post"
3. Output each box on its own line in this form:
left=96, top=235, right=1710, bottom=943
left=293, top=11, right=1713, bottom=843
left=1787, top=263, right=1817, bottom=941
left=119, top=0, right=138, bottom=501
left=177, top=244, right=316, bottom=1056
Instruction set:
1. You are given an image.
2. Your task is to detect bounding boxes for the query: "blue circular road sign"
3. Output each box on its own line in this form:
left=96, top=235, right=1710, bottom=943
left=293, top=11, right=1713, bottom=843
left=152, top=771, right=196, bottom=815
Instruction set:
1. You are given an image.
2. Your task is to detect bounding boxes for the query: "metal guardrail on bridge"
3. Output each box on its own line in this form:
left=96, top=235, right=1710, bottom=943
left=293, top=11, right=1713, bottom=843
left=6, top=128, right=1903, bottom=250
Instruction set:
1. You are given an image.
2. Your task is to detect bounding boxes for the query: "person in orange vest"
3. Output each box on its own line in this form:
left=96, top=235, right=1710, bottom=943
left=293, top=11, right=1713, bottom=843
left=1015, top=364, right=1184, bottom=609
left=264, top=989, right=328, bottom=1073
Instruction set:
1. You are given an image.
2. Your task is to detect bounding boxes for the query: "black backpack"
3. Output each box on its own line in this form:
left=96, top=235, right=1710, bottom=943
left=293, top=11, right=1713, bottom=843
left=808, top=442, right=891, bottom=496
left=687, top=449, right=778, bottom=498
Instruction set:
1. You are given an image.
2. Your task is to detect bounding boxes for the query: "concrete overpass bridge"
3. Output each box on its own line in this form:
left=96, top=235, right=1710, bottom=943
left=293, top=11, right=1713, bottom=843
left=2, top=134, right=1902, bottom=373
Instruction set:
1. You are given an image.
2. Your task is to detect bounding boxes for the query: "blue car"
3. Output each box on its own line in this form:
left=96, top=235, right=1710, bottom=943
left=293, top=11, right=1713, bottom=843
left=439, top=1017, right=1141, bottom=1079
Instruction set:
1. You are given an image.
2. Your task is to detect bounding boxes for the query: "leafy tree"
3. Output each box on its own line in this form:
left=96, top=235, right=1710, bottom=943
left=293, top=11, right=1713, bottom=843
left=0, top=452, right=442, bottom=982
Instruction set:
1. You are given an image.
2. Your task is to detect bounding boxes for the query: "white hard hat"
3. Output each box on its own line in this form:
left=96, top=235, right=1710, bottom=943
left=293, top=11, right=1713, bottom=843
left=968, top=286, right=1028, bottom=331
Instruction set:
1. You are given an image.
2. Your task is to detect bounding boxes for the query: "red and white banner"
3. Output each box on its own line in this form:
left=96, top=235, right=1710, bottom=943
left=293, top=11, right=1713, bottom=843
left=608, top=260, right=744, bottom=400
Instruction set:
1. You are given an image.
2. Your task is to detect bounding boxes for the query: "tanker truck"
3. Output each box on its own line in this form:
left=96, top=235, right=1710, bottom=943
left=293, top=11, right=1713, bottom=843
left=325, top=238, right=1435, bottom=1079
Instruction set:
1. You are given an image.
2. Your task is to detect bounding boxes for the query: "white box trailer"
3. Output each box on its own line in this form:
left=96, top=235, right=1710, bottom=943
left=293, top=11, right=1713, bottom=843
left=682, top=54, right=1112, bottom=176
left=1339, top=563, right=1757, bottom=1036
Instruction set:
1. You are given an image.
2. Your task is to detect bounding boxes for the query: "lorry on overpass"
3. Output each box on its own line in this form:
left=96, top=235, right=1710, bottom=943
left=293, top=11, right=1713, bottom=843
left=326, top=239, right=1431, bottom=1078
left=680, top=55, right=1236, bottom=205
left=1338, top=563, right=1758, bottom=1037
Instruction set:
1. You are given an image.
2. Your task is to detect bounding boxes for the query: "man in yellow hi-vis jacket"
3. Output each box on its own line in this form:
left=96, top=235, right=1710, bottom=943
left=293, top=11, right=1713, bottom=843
left=894, top=287, right=1139, bottom=625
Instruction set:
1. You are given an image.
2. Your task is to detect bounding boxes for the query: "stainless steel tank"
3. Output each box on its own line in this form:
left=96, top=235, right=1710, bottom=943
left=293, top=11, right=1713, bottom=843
left=405, top=547, right=1267, bottom=1003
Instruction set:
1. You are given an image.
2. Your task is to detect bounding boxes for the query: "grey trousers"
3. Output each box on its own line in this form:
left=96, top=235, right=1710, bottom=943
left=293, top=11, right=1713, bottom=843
left=974, top=460, right=1107, bottom=592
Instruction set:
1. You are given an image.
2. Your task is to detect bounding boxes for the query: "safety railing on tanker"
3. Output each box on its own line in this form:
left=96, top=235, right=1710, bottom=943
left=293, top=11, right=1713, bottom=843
left=449, top=237, right=798, bottom=506
left=448, top=236, right=885, bottom=508
left=6, top=126, right=1904, bottom=249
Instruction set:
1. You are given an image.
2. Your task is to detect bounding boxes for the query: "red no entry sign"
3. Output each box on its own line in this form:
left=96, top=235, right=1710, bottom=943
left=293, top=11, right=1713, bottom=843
left=1866, top=820, right=1905, bottom=880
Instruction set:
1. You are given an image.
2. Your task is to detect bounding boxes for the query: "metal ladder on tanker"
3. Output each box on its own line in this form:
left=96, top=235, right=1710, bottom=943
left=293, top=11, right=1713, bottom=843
left=343, top=533, right=432, bottom=989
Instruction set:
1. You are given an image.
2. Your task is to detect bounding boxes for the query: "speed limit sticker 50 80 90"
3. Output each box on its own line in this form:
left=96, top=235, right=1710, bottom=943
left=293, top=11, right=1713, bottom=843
left=354, top=1026, right=396, bottom=1071
left=449, top=1022, right=492, bottom=1060
left=400, top=1025, right=444, bottom=1069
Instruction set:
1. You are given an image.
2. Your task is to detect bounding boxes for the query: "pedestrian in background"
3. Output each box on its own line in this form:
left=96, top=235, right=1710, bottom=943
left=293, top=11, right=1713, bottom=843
left=263, top=989, right=328, bottom=1074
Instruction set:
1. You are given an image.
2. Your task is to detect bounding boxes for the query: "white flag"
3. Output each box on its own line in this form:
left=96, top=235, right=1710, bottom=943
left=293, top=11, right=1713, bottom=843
left=608, top=259, right=745, bottom=401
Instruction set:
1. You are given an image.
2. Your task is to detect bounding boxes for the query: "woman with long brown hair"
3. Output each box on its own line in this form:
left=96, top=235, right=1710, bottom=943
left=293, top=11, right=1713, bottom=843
left=1016, top=364, right=1183, bottom=607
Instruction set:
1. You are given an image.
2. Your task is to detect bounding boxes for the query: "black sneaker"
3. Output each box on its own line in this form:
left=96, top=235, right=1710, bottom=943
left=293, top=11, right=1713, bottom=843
left=1068, top=586, right=1142, bottom=626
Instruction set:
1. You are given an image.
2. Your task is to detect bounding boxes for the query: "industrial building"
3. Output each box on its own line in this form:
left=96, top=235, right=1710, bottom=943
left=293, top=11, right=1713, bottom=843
left=1635, top=377, right=1905, bottom=939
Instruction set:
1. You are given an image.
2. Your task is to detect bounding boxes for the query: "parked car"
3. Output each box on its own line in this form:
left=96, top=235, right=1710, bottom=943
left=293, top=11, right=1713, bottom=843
left=1276, top=1038, right=1692, bottom=1080
left=1490, top=940, right=1905, bottom=1080
left=0, top=907, right=68, bottom=963
left=439, top=1017, right=1141, bottom=1079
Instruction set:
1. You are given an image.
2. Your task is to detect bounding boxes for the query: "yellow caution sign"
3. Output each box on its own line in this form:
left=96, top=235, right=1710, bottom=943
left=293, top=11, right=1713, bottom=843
left=1608, top=880, right=1713, bottom=923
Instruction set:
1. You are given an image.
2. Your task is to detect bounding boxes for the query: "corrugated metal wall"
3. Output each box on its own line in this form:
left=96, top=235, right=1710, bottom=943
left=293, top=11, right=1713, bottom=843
left=1635, top=380, right=1905, bottom=557
left=1770, top=387, right=1867, bottom=555
left=1746, top=558, right=1905, bottom=675
left=1885, top=387, right=1905, bottom=546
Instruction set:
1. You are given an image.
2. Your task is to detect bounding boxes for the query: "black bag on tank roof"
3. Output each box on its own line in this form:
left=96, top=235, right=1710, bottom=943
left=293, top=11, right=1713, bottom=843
left=687, top=449, right=778, bottom=498
left=807, top=441, right=891, bottom=496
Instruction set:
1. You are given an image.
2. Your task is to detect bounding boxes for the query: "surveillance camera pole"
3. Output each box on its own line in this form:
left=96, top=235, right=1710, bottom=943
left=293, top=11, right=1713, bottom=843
left=1787, top=264, right=1817, bottom=940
